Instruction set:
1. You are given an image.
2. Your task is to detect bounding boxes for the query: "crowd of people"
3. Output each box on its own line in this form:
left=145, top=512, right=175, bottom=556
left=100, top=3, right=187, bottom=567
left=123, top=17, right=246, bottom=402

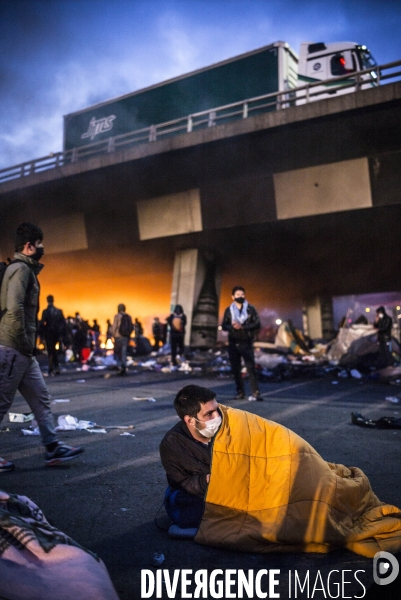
left=36, top=295, right=189, bottom=377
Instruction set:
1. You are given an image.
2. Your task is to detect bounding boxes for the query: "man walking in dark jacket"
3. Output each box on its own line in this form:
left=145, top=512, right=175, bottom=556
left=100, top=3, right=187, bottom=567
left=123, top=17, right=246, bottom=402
left=40, top=295, right=66, bottom=375
left=374, top=305, right=393, bottom=367
left=167, top=304, right=187, bottom=366
left=0, top=223, right=84, bottom=471
left=222, top=285, right=262, bottom=401
left=111, top=303, right=133, bottom=375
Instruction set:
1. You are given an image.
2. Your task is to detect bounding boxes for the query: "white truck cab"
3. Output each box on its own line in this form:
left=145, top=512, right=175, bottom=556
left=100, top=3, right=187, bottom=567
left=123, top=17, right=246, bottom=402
left=297, top=41, right=377, bottom=101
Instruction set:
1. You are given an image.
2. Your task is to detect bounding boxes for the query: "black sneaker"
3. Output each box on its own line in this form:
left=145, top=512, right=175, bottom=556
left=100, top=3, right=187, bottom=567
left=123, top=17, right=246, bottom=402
left=0, top=457, right=15, bottom=472
left=234, top=391, right=245, bottom=400
left=45, top=444, right=84, bottom=466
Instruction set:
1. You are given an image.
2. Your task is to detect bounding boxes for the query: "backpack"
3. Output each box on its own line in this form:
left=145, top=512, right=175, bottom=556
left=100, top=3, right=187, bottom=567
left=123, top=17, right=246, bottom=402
left=0, top=259, right=31, bottom=321
left=119, top=313, right=133, bottom=337
left=0, top=261, right=11, bottom=293
left=171, top=315, right=184, bottom=334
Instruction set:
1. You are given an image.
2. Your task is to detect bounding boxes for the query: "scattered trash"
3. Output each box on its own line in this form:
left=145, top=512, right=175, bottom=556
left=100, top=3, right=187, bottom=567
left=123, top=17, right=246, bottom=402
left=9, top=412, right=34, bottom=423
left=332, top=381, right=339, bottom=385
left=178, top=361, right=192, bottom=373
left=351, top=412, right=401, bottom=429
left=55, top=415, right=134, bottom=433
left=120, top=432, right=135, bottom=437
left=56, top=415, right=96, bottom=431
left=65, top=349, right=74, bottom=362
left=161, top=366, right=177, bottom=373
left=103, top=425, right=135, bottom=430
left=76, top=379, right=86, bottom=383
left=121, top=508, right=128, bottom=512
left=103, top=355, right=118, bottom=367
left=52, top=399, right=70, bottom=403
left=385, top=397, right=400, bottom=404
left=350, top=369, right=362, bottom=379
left=132, top=397, right=156, bottom=402
left=152, top=553, right=165, bottom=566
left=21, top=426, right=40, bottom=436
left=87, top=428, right=107, bottom=434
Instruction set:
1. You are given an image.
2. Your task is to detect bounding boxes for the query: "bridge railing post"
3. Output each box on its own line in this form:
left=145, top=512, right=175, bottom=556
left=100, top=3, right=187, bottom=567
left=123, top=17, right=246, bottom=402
left=187, top=116, right=193, bottom=132
left=149, top=125, right=157, bottom=142
left=242, top=102, right=248, bottom=119
left=23, top=162, right=33, bottom=177
left=107, top=137, right=115, bottom=153
left=71, top=148, right=78, bottom=163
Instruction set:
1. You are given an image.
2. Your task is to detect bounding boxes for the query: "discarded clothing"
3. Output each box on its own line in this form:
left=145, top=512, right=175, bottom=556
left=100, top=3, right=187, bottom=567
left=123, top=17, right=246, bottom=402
left=195, top=405, right=401, bottom=557
left=351, top=412, right=401, bottom=429
left=0, top=490, right=118, bottom=600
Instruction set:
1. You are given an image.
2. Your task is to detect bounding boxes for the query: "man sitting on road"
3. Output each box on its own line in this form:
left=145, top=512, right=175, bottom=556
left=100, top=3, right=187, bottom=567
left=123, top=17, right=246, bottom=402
left=160, top=385, right=218, bottom=533
left=159, top=384, right=401, bottom=556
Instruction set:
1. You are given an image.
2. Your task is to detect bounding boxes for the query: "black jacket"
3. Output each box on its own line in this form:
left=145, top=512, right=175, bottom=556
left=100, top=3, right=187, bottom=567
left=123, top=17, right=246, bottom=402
left=40, top=305, right=66, bottom=339
left=374, top=309, right=392, bottom=342
left=159, top=420, right=211, bottom=498
left=221, top=303, right=260, bottom=343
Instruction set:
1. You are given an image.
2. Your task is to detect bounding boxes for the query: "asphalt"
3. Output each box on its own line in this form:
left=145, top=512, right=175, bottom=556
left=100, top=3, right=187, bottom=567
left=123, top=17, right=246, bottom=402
left=1, top=360, right=400, bottom=599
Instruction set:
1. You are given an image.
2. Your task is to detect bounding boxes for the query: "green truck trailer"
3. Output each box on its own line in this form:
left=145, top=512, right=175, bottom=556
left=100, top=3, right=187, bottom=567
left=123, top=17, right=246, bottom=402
left=63, top=40, right=376, bottom=152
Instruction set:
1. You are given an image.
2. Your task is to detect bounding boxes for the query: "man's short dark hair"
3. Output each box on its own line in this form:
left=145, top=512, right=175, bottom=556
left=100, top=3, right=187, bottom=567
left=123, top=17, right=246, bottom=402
left=15, top=222, right=43, bottom=252
left=174, top=385, right=216, bottom=420
left=47, top=295, right=54, bottom=303
left=232, top=285, right=245, bottom=296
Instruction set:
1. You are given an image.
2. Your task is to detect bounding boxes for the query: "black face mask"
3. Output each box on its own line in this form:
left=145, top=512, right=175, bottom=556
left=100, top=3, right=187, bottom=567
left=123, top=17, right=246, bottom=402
left=235, top=297, right=245, bottom=304
left=31, top=247, right=44, bottom=261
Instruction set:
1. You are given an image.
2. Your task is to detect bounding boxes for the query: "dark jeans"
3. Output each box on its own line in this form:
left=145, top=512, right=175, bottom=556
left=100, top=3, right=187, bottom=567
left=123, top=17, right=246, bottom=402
left=171, top=334, right=185, bottom=365
left=114, top=337, right=128, bottom=369
left=44, top=334, right=59, bottom=373
left=228, top=340, right=259, bottom=395
left=164, top=487, right=204, bottom=528
left=0, top=345, right=58, bottom=446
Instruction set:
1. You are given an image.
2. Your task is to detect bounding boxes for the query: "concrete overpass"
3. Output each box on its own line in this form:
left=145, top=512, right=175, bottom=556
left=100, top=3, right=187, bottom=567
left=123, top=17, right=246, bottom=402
left=1, top=79, right=401, bottom=344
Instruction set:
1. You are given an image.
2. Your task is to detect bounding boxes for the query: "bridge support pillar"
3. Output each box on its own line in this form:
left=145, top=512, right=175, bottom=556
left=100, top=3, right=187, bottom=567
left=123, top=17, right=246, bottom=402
left=171, top=249, right=221, bottom=348
left=302, top=296, right=335, bottom=341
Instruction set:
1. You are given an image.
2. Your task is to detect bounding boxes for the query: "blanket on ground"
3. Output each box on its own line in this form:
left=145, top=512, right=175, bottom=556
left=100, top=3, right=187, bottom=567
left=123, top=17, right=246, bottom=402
left=195, top=405, right=401, bottom=557
left=0, top=490, right=118, bottom=600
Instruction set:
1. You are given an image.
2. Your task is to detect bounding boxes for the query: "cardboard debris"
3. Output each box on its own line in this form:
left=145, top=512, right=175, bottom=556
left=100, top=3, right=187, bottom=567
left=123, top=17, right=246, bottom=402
left=275, top=321, right=310, bottom=355
left=9, top=412, right=35, bottom=423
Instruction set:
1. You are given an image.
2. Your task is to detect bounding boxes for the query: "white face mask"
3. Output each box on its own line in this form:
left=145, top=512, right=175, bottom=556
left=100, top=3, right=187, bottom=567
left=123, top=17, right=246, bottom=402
left=195, top=415, right=222, bottom=438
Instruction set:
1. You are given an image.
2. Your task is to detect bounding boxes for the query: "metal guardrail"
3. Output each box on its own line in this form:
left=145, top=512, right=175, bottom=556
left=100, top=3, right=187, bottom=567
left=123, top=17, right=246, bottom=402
left=1, top=59, right=400, bottom=185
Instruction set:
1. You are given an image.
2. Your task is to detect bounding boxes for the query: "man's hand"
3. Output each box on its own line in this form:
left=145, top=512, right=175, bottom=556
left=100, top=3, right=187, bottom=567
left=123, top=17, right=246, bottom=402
left=206, top=474, right=210, bottom=483
left=232, top=321, right=242, bottom=330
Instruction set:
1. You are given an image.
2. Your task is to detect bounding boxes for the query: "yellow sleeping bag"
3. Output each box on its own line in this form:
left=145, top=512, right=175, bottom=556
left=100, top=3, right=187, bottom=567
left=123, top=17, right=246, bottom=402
left=195, top=405, right=401, bottom=557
